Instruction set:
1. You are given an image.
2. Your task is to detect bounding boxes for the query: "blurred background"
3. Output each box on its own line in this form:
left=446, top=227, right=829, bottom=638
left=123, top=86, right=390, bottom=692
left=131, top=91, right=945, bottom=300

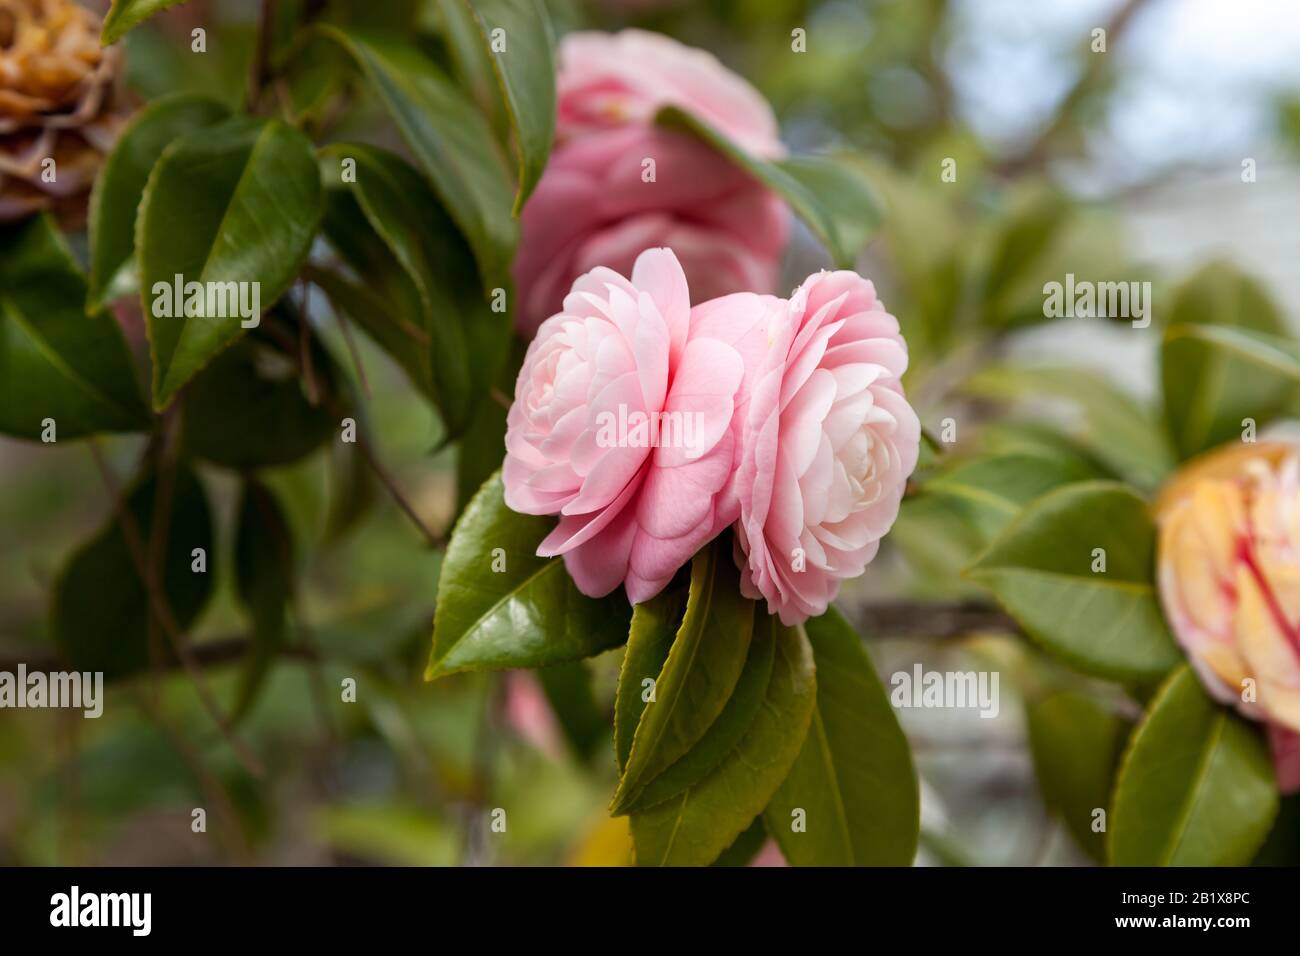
left=2, top=0, right=1299, bottom=865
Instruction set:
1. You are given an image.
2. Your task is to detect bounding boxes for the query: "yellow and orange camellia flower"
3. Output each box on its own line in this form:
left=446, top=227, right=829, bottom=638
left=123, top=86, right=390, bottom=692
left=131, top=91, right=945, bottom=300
left=1156, top=441, right=1300, bottom=791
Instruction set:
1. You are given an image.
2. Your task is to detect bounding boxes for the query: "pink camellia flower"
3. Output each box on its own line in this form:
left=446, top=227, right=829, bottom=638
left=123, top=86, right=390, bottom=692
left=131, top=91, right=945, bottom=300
left=512, top=30, right=788, bottom=336
left=503, top=248, right=776, bottom=603
left=1156, top=441, right=1300, bottom=793
left=733, top=271, right=920, bottom=626
left=554, top=30, right=782, bottom=159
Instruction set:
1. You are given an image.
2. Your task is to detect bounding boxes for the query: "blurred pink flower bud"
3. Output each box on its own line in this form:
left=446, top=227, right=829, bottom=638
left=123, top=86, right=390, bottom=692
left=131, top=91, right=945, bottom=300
left=513, top=30, right=788, bottom=337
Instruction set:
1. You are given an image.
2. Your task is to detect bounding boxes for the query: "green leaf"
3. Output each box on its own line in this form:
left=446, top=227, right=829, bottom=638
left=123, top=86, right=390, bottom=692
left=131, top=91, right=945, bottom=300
left=1026, top=690, right=1129, bottom=862
left=966, top=482, right=1182, bottom=683
left=965, top=365, right=1174, bottom=490
left=87, top=94, right=229, bottom=312
left=1164, top=323, right=1300, bottom=446
left=0, top=215, right=150, bottom=440
left=762, top=607, right=919, bottom=866
left=614, top=581, right=688, bottom=773
left=181, top=329, right=337, bottom=469
left=710, top=817, right=768, bottom=867
left=1109, top=665, right=1278, bottom=866
left=102, top=0, right=189, bottom=45
left=655, top=106, right=881, bottom=268
left=139, top=116, right=321, bottom=408
left=923, top=451, right=1097, bottom=542
left=427, top=472, right=631, bottom=679
left=611, top=541, right=755, bottom=813
left=975, top=191, right=1128, bottom=330
left=318, top=144, right=506, bottom=437
left=629, top=617, right=815, bottom=866
left=232, top=478, right=294, bottom=720
left=618, top=624, right=775, bottom=816
left=535, top=661, right=607, bottom=763
left=317, top=27, right=517, bottom=288
left=453, top=0, right=556, bottom=213
left=1161, top=262, right=1290, bottom=460
left=52, top=464, right=214, bottom=681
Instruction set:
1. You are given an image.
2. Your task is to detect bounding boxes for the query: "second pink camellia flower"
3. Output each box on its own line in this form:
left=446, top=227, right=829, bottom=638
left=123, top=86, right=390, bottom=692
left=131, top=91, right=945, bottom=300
left=734, top=271, right=920, bottom=625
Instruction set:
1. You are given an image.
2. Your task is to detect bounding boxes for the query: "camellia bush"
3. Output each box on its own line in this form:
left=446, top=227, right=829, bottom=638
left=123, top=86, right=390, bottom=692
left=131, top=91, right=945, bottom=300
left=2, top=0, right=1299, bottom=868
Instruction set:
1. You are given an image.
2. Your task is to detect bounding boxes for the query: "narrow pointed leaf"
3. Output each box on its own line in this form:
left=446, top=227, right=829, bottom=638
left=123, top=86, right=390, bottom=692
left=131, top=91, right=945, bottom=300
left=618, top=622, right=774, bottom=815
left=629, top=618, right=815, bottom=867
left=318, top=27, right=516, bottom=288
left=87, top=93, right=229, bottom=312
left=318, top=144, right=505, bottom=436
left=454, top=0, right=556, bottom=213
left=614, top=582, right=688, bottom=773
left=763, top=607, right=919, bottom=865
left=612, top=542, right=754, bottom=812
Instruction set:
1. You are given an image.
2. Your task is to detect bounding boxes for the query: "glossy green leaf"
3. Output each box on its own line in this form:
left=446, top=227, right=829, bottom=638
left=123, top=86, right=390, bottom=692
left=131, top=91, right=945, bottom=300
left=0, top=215, right=150, bottom=440
left=453, top=0, right=556, bottom=213
left=965, top=365, right=1174, bottom=490
left=616, top=607, right=774, bottom=815
left=614, top=582, right=688, bottom=773
left=966, top=482, right=1182, bottom=683
left=1026, top=689, right=1129, bottom=862
left=612, top=542, right=754, bottom=813
left=1110, top=665, right=1278, bottom=866
left=318, top=144, right=506, bottom=437
left=317, top=27, right=516, bottom=288
left=427, top=472, right=631, bottom=679
left=181, top=328, right=337, bottom=469
left=1161, top=262, right=1290, bottom=460
left=102, top=0, right=188, bottom=45
left=139, top=116, right=321, bottom=408
left=924, top=451, right=1097, bottom=541
left=52, top=465, right=214, bottom=681
left=87, top=94, right=229, bottom=312
left=232, top=478, right=294, bottom=720
left=629, top=617, right=815, bottom=866
left=655, top=106, right=881, bottom=268
left=763, top=607, right=919, bottom=866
